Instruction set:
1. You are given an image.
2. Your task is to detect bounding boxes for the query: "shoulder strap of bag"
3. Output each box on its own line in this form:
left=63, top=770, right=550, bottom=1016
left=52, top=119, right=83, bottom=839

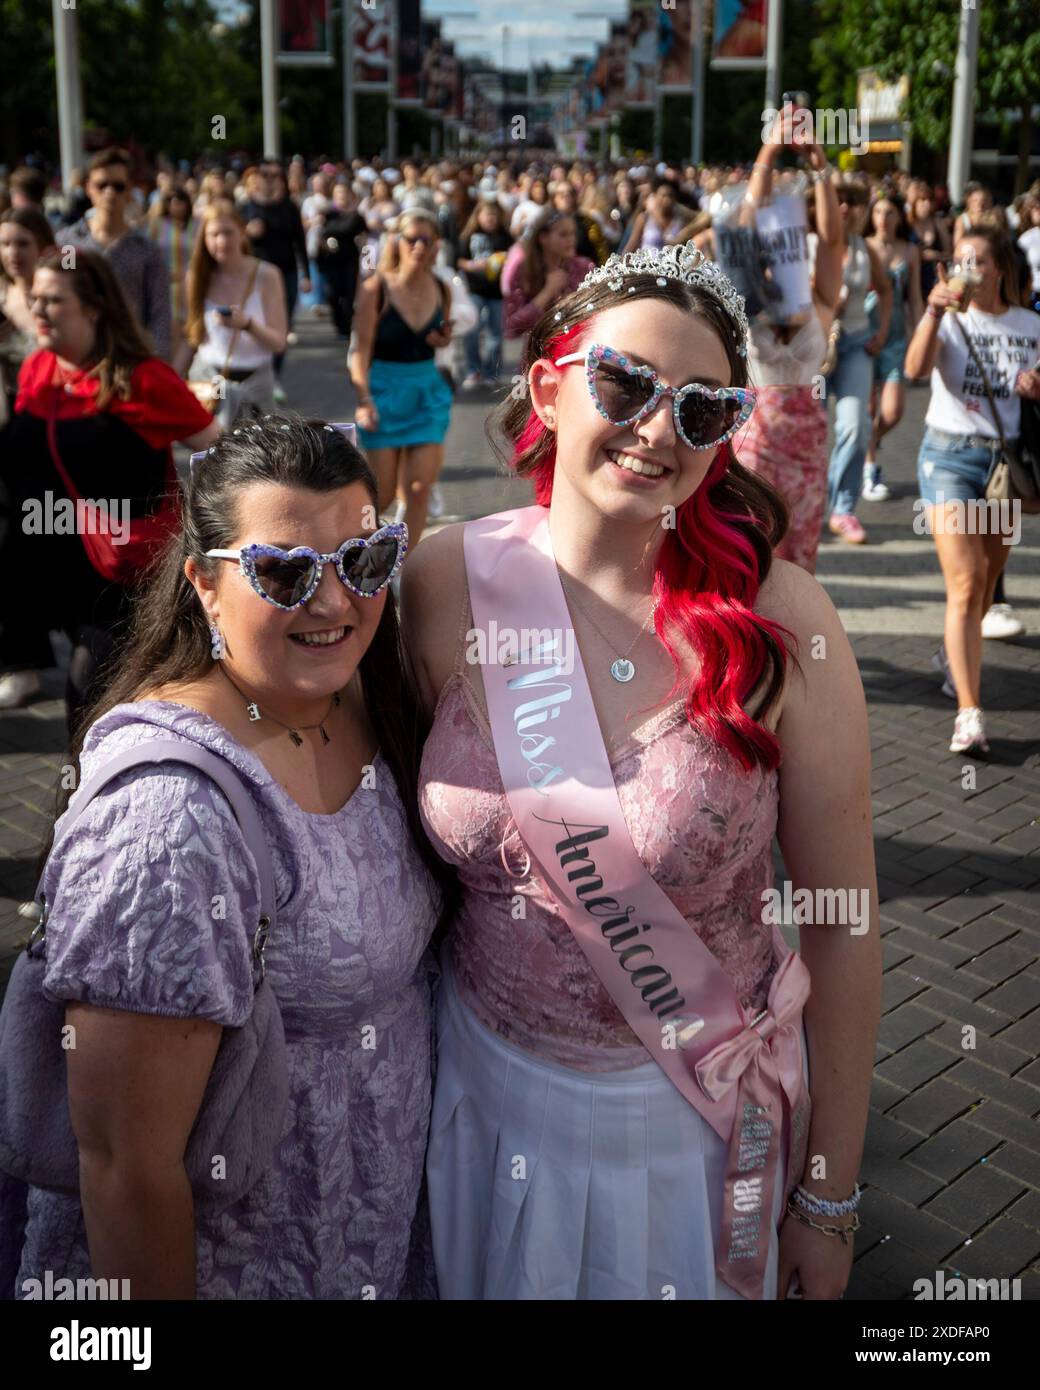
left=952, top=313, right=1010, bottom=454
left=40, top=739, right=275, bottom=966
left=220, top=257, right=261, bottom=377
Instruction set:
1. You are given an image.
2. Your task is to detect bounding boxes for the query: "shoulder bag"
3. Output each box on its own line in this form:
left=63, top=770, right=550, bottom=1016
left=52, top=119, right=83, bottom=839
left=0, top=738, right=289, bottom=1293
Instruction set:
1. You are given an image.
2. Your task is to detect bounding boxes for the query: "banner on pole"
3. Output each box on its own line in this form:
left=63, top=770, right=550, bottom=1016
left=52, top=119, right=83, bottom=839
left=712, top=0, right=768, bottom=69
left=276, top=0, right=334, bottom=66
left=353, top=0, right=393, bottom=91
left=626, top=0, right=657, bottom=107
left=659, top=0, right=695, bottom=91
left=396, top=0, right=423, bottom=103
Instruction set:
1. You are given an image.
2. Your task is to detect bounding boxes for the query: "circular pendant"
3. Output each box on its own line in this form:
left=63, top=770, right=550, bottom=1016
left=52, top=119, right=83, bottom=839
left=610, top=657, right=635, bottom=683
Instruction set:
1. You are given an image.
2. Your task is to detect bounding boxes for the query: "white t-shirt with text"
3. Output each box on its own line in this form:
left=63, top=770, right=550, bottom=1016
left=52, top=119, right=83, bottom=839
left=925, top=303, right=1040, bottom=440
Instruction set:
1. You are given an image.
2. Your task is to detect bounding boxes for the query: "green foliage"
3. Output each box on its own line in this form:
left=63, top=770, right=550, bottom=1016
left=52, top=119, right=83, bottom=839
left=810, top=0, right=1040, bottom=151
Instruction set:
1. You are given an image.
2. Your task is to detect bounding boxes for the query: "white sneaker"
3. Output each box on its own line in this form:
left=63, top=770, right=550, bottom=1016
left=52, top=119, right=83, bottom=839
left=272, top=385, right=288, bottom=406
left=427, top=483, right=445, bottom=520
left=981, top=603, right=1025, bottom=640
left=861, top=465, right=892, bottom=502
left=0, top=670, right=40, bottom=709
left=931, top=647, right=956, bottom=700
left=461, top=372, right=482, bottom=391
left=950, top=706, right=989, bottom=755
left=286, top=331, right=299, bottom=346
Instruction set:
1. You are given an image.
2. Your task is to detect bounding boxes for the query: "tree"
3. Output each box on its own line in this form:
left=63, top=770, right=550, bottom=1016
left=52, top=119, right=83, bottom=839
left=811, top=0, right=1040, bottom=193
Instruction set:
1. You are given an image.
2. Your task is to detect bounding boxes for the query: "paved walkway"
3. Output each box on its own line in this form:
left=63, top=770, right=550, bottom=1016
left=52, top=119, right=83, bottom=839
left=1, top=317, right=1037, bottom=1300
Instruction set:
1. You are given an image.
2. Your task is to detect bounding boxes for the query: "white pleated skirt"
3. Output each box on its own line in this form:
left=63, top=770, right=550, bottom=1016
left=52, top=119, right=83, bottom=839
left=427, top=955, right=808, bottom=1301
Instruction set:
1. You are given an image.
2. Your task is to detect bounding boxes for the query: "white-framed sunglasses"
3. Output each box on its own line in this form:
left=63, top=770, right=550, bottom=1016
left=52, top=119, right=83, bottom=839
left=554, top=343, right=755, bottom=449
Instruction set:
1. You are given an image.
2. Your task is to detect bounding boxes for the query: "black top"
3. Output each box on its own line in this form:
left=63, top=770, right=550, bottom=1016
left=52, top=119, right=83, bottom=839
left=240, top=196, right=308, bottom=278
left=372, top=277, right=448, bottom=364
left=459, top=228, right=513, bottom=300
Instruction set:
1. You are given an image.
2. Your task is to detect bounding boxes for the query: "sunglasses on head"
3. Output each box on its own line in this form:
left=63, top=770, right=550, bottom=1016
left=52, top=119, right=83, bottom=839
left=205, top=522, right=408, bottom=611
left=554, top=344, right=755, bottom=450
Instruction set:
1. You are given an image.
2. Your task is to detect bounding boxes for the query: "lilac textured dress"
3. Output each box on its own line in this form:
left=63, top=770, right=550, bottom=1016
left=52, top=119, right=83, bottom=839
left=15, top=701, right=439, bottom=1300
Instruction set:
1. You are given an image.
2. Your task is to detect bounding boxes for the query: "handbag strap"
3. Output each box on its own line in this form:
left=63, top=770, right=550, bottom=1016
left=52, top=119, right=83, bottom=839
left=952, top=313, right=1010, bottom=454
left=38, top=739, right=275, bottom=976
left=219, top=257, right=261, bottom=377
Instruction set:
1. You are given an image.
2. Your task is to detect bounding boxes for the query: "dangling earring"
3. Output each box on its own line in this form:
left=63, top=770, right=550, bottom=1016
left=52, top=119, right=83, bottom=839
left=210, top=624, right=225, bottom=661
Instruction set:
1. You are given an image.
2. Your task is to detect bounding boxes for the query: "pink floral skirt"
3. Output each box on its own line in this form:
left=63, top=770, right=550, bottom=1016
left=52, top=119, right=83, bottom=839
left=736, top=386, right=828, bottom=574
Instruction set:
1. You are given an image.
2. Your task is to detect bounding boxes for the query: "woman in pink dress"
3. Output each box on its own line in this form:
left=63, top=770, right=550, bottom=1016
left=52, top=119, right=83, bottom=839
left=404, top=243, right=881, bottom=1300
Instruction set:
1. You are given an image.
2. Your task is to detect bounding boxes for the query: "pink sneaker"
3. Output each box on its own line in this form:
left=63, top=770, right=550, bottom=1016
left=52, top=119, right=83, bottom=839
left=828, top=513, right=867, bottom=544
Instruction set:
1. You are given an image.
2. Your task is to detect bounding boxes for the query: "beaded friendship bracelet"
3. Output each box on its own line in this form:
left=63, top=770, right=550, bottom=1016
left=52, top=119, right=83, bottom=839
left=792, top=1182, right=862, bottom=1218
left=786, top=1202, right=861, bottom=1246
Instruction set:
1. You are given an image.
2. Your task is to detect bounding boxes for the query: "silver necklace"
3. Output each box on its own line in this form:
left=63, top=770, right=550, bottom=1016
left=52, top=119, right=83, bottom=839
left=561, top=578, right=658, bottom=684
left=217, top=663, right=340, bottom=746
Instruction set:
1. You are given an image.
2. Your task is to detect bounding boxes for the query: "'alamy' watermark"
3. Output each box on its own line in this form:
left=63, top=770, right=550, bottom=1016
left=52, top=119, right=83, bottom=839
left=913, top=1271, right=1020, bottom=1300
left=466, top=622, right=576, bottom=674
left=23, top=491, right=130, bottom=544
left=761, top=882, right=870, bottom=933
left=913, top=495, right=1020, bottom=546
left=23, top=1272, right=129, bottom=1300
left=761, top=106, right=868, bottom=153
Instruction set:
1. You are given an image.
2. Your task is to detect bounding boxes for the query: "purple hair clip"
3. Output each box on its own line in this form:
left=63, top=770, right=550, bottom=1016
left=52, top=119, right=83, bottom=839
left=188, top=448, right=213, bottom=479
left=325, top=421, right=358, bottom=446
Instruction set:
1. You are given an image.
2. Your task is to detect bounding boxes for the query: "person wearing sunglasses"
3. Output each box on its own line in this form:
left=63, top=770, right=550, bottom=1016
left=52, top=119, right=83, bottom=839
left=11, top=416, right=452, bottom=1299
left=64, top=147, right=172, bottom=361
left=351, top=208, right=456, bottom=541
left=405, top=243, right=880, bottom=1301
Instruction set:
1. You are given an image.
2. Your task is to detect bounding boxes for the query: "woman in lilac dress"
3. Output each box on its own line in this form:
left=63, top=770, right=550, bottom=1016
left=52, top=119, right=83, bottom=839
left=13, top=417, right=447, bottom=1299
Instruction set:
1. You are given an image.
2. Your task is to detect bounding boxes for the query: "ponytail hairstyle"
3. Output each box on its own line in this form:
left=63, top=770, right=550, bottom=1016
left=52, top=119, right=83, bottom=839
left=43, top=415, right=458, bottom=928
left=488, top=274, right=793, bottom=773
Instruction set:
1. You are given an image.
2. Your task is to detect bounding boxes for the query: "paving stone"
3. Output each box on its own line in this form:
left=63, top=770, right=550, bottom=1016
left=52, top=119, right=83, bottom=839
left=944, top=1217, right=1040, bottom=1280
left=979, top=972, right=1040, bottom=1018
left=968, top=940, right=1038, bottom=984
left=911, top=987, right=1013, bottom=1036
left=943, top=1059, right=1040, bottom=1115
left=994, top=1012, right=1040, bottom=1055
left=923, top=1164, right=1026, bottom=1233
left=877, top=1002, right=943, bottom=1052
left=1007, top=1191, right=1040, bottom=1231
left=882, top=969, right=929, bottom=1011
left=849, top=1236, right=935, bottom=1301
left=905, top=1122, right=1004, bottom=1180
left=962, top=1099, right=1040, bottom=1149
left=926, top=893, right=1008, bottom=928
left=945, top=915, right=1024, bottom=954
left=876, top=1038, right=960, bottom=1091
left=858, top=1188, right=964, bottom=1263
left=859, top=1154, right=946, bottom=1206
left=890, top=1077, right=981, bottom=1135
left=883, top=925, right=974, bottom=969
left=929, top=1019, right=1034, bottom=1074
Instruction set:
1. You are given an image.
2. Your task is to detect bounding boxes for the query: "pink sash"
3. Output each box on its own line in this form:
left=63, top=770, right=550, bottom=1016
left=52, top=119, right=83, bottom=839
left=463, top=505, right=812, bottom=1299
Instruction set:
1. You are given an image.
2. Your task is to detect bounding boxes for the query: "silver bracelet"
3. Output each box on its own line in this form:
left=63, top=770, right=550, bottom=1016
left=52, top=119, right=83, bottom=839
left=793, top=1181, right=861, bottom=1217
left=810, top=165, right=832, bottom=184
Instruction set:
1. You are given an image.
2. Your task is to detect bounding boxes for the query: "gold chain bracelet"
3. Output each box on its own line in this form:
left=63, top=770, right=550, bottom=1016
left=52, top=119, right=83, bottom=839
left=785, top=1201, right=860, bottom=1245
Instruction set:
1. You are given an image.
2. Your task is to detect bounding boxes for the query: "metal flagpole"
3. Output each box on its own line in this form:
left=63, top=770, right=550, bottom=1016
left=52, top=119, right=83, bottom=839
left=343, top=0, right=356, bottom=160
left=691, top=0, right=705, bottom=165
left=260, top=0, right=280, bottom=157
left=52, top=0, right=83, bottom=193
left=947, top=1, right=979, bottom=207
left=764, top=0, right=783, bottom=112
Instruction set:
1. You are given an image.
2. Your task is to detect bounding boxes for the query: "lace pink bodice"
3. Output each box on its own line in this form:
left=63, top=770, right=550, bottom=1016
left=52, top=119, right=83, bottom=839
left=419, top=604, right=782, bottom=1072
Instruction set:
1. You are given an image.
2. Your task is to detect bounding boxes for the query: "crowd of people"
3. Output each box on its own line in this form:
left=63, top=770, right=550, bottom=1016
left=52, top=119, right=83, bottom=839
left=0, top=121, right=1037, bottom=1307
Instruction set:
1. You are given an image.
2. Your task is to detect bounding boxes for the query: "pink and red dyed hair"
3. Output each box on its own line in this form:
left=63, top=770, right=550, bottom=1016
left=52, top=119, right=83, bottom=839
left=492, top=288, right=792, bottom=773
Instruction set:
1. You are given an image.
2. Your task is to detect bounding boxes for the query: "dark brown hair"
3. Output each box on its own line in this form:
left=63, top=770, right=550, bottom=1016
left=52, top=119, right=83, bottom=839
left=0, top=207, right=56, bottom=283
left=45, top=415, right=457, bottom=928
left=37, top=245, right=153, bottom=407
left=87, top=146, right=132, bottom=179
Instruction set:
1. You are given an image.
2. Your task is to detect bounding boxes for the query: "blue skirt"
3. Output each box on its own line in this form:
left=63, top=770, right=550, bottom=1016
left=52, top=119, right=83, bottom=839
left=358, top=357, right=453, bottom=450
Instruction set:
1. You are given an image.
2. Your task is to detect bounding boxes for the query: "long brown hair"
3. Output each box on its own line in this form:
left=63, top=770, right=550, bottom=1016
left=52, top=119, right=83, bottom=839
left=42, top=415, right=458, bottom=929
left=959, top=221, right=1025, bottom=308
left=184, top=198, right=251, bottom=348
left=519, top=207, right=575, bottom=297
left=36, top=245, right=152, bottom=408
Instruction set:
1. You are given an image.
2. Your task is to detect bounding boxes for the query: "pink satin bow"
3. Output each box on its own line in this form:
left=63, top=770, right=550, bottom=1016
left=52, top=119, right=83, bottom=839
left=694, top=949, right=810, bottom=1104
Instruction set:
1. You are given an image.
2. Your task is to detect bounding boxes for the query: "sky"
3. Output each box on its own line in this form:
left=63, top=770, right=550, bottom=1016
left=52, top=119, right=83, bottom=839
left=423, top=0, right=629, bottom=69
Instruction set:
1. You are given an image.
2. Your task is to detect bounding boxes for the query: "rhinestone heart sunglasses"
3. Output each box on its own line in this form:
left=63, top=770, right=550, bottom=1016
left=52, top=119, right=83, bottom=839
left=554, top=343, right=755, bottom=449
left=205, top=522, right=408, bottom=611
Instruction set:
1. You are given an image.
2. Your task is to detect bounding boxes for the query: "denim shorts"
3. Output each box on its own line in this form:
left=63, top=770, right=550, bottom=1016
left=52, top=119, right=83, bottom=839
left=917, top=426, right=1003, bottom=506
left=873, top=335, right=907, bottom=385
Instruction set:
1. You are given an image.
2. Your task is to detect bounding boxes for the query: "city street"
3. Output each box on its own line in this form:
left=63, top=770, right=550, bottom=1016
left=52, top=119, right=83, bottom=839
left=0, top=316, right=1037, bottom=1300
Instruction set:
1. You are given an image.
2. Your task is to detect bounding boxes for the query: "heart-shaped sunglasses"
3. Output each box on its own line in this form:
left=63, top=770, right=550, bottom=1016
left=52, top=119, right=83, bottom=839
left=554, top=343, right=755, bottom=449
left=205, top=522, right=408, bottom=611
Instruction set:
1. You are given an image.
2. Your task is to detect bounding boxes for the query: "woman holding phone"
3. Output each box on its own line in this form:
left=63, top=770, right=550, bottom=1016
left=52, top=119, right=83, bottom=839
left=177, top=200, right=287, bottom=429
left=351, top=208, right=455, bottom=540
left=905, top=226, right=1040, bottom=754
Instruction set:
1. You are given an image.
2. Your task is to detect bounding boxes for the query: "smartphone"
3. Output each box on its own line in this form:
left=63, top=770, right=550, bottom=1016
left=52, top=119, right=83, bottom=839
left=216, top=305, right=233, bottom=318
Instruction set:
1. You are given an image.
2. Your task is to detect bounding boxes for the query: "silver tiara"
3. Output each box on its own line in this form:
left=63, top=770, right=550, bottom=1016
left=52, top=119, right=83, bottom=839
left=575, top=244, right=750, bottom=355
